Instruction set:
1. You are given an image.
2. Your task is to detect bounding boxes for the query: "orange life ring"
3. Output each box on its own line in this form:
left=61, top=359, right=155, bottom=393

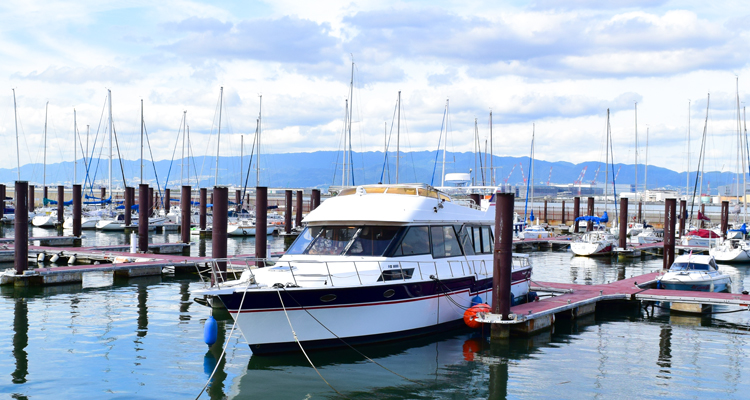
left=463, top=303, right=491, bottom=329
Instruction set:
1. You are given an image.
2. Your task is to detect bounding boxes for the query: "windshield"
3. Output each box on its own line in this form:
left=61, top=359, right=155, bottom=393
left=670, top=262, right=711, bottom=271
left=286, top=226, right=403, bottom=256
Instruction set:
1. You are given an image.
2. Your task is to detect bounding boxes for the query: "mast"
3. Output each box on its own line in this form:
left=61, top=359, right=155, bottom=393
left=74, top=108, right=77, bottom=185
left=745, top=106, right=748, bottom=223
left=645, top=127, right=649, bottom=195
left=240, top=135, right=243, bottom=189
left=257, top=94, right=262, bottom=187
left=140, top=99, right=144, bottom=184
left=605, top=109, right=610, bottom=216
left=108, top=89, right=113, bottom=209
left=12, top=89, right=20, bottom=181
left=531, top=123, right=535, bottom=225
left=348, top=61, right=354, bottom=187
left=396, top=91, right=401, bottom=184
left=699, top=94, right=709, bottom=199
left=215, top=87, right=223, bottom=187
left=736, top=77, right=741, bottom=210
left=474, top=118, right=478, bottom=186
left=43, top=101, right=48, bottom=192
left=181, top=110, right=186, bottom=186
left=187, top=124, right=190, bottom=186
left=634, top=102, right=637, bottom=202
left=687, top=100, right=690, bottom=199
left=738, top=77, right=746, bottom=222
left=342, top=99, right=348, bottom=187
left=441, top=99, right=448, bottom=187
left=490, top=111, right=494, bottom=186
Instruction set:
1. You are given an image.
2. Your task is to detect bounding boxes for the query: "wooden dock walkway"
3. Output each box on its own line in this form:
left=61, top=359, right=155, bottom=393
left=477, top=271, right=750, bottom=334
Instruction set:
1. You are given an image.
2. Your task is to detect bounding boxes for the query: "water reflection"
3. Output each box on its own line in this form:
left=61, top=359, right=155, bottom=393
left=12, top=297, right=28, bottom=385
left=656, top=325, right=672, bottom=381
left=204, top=309, right=230, bottom=400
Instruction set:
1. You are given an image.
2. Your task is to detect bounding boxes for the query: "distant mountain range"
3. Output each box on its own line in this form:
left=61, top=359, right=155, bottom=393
left=0, top=151, right=740, bottom=194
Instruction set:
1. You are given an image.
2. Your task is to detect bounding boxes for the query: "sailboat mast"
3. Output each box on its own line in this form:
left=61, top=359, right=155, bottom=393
left=738, top=77, right=746, bottom=221
left=215, top=87, right=223, bottom=187
left=474, top=118, right=478, bottom=186
left=490, top=111, right=494, bottom=186
left=687, top=101, right=690, bottom=199
left=108, top=89, right=113, bottom=209
left=342, top=99, right=348, bottom=187
left=634, top=102, right=637, bottom=202
left=605, top=109, right=610, bottom=215
left=744, top=106, right=748, bottom=223
left=257, top=94, right=262, bottom=187
left=699, top=94, right=709, bottom=198
left=12, top=89, right=20, bottom=181
left=181, top=110, right=186, bottom=186
left=736, top=77, right=741, bottom=209
left=74, top=108, right=77, bottom=185
left=646, top=127, right=649, bottom=194
left=396, top=91, right=401, bottom=184
left=140, top=99, right=144, bottom=184
left=531, top=124, right=535, bottom=225
left=348, top=62, right=354, bottom=187
left=240, top=135, right=243, bottom=189
left=441, top=99, right=448, bottom=187
left=43, top=101, right=48, bottom=191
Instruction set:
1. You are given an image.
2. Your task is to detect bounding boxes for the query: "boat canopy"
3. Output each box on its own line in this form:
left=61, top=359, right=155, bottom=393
left=575, top=211, right=609, bottom=224
left=336, top=184, right=451, bottom=202
left=687, top=229, right=720, bottom=238
left=43, top=197, right=73, bottom=206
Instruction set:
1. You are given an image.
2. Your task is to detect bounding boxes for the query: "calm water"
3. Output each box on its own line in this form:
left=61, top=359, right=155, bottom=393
left=1, top=227, right=750, bottom=399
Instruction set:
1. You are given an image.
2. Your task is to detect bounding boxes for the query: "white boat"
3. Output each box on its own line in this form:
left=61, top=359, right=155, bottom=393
left=227, top=219, right=277, bottom=236
left=680, top=229, right=720, bottom=247
left=570, top=231, right=617, bottom=256
left=518, top=224, right=549, bottom=239
left=63, top=213, right=101, bottom=229
left=658, top=254, right=731, bottom=292
left=195, top=183, right=532, bottom=355
left=31, top=209, right=59, bottom=227
left=708, top=239, right=750, bottom=263
left=631, top=228, right=663, bottom=244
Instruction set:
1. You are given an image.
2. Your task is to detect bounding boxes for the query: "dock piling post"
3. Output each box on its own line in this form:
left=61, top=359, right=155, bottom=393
left=587, top=197, right=594, bottom=232
left=561, top=200, right=566, bottom=225
left=181, top=185, right=191, bottom=244
left=212, top=186, right=228, bottom=282
left=101, top=187, right=106, bottom=202
left=235, top=189, right=241, bottom=215
left=470, top=193, right=481, bottom=208
left=312, top=189, right=321, bottom=210
left=543, top=200, right=548, bottom=223
left=721, top=201, right=729, bottom=240
left=28, top=184, right=34, bottom=213
left=573, top=197, right=580, bottom=232
left=200, top=188, right=207, bottom=231
left=124, top=187, right=132, bottom=226
left=139, top=184, right=149, bottom=253
left=491, top=191, right=514, bottom=341
left=0, top=184, right=5, bottom=221
left=619, top=197, right=628, bottom=249
left=15, top=181, right=28, bottom=275
left=73, top=184, right=81, bottom=237
left=284, top=190, right=292, bottom=234
left=148, top=187, right=154, bottom=217
left=165, top=188, right=170, bottom=211
left=679, top=200, right=686, bottom=238
left=295, top=190, right=303, bottom=228
left=43, top=186, right=48, bottom=204
left=700, top=204, right=706, bottom=228
left=638, top=201, right=643, bottom=223
left=256, top=187, right=267, bottom=267
left=57, top=185, right=64, bottom=225
left=663, top=198, right=676, bottom=270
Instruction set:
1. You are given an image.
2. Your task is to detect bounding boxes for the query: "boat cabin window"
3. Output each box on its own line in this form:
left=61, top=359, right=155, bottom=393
left=431, top=226, right=462, bottom=258
left=378, top=268, right=415, bottom=281
left=670, top=262, right=710, bottom=271
left=393, top=226, right=431, bottom=256
left=337, top=188, right=356, bottom=196
left=286, top=226, right=403, bottom=256
left=346, top=226, right=401, bottom=256
left=386, top=187, right=417, bottom=196
left=456, top=226, right=475, bottom=256
left=285, top=227, right=322, bottom=255
left=469, top=226, right=493, bottom=254
left=306, top=227, right=358, bottom=255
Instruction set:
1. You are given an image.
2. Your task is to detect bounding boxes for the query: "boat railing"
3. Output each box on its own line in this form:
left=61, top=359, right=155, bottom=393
left=197, top=256, right=497, bottom=289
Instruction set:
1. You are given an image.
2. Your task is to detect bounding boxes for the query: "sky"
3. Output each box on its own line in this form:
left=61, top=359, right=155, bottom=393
left=2, top=0, right=750, bottom=182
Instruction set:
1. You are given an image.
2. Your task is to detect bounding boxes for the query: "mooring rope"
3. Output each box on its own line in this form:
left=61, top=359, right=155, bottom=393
left=275, top=289, right=345, bottom=397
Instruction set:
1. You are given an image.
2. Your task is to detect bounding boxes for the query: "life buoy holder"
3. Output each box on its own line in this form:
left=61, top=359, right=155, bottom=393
left=242, top=229, right=248, bottom=235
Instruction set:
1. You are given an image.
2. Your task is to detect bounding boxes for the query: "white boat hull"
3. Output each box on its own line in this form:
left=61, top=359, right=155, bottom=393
left=63, top=216, right=100, bottom=229
left=227, top=225, right=276, bottom=236
left=570, top=241, right=613, bottom=256
left=31, top=215, right=57, bottom=227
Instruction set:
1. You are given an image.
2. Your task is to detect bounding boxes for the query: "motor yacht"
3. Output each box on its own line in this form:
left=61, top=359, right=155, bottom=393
left=658, top=254, right=731, bottom=292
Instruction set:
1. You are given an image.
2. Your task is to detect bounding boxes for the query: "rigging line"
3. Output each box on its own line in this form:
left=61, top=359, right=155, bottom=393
left=188, top=128, right=201, bottom=188
left=379, top=99, right=399, bottom=184
left=240, top=125, right=258, bottom=209
left=332, top=106, right=347, bottom=186
left=199, top=91, right=222, bottom=186
left=275, top=289, right=346, bottom=398
left=608, top=115, right=618, bottom=222
left=195, top=271, right=251, bottom=400
left=398, top=101, right=418, bottom=182
left=163, top=114, right=185, bottom=191
left=281, top=287, right=424, bottom=387
left=689, top=95, right=710, bottom=228
left=111, top=122, right=128, bottom=189
left=143, top=121, right=164, bottom=207
left=430, top=107, right=447, bottom=186
left=85, top=95, right=108, bottom=196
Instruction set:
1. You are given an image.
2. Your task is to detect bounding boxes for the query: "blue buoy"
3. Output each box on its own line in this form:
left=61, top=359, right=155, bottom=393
left=204, top=315, right=218, bottom=346
left=471, top=295, right=483, bottom=307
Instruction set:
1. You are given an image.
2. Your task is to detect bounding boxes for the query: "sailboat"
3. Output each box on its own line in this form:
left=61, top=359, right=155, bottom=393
left=571, top=110, right=617, bottom=256
left=32, top=102, right=60, bottom=227
left=518, top=124, right=550, bottom=239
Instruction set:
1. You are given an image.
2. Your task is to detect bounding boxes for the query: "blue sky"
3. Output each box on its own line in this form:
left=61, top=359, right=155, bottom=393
left=1, top=0, right=749, bottom=178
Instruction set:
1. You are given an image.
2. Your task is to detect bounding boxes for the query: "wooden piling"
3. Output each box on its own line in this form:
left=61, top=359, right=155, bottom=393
left=561, top=200, right=566, bottom=225
left=543, top=200, right=548, bottom=223
left=679, top=200, right=686, bottom=237
left=312, top=189, right=321, bottom=210
left=73, top=184, right=81, bottom=237
left=0, top=184, right=4, bottom=220
left=256, top=187, right=267, bottom=267
left=181, top=185, right=191, bottom=244
left=587, top=197, right=594, bottom=232
left=124, top=187, right=132, bottom=226
left=284, top=190, right=292, bottom=234
left=139, top=184, right=149, bottom=253
left=200, top=188, right=207, bottom=231
left=721, top=201, right=729, bottom=240
left=573, top=197, right=580, bottom=232
left=28, top=184, right=34, bottom=212
left=619, top=197, right=628, bottom=249
left=56, top=185, right=64, bottom=224
left=165, top=188, right=170, bottom=211
left=295, top=190, right=303, bottom=228
left=491, top=191, right=514, bottom=341
left=14, top=181, right=28, bottom=275
left=663, top=198, right=676, bottom=270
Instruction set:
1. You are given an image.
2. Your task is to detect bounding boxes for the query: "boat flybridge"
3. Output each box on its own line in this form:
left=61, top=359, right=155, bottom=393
left=195, top=183, right=533, bottom=354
